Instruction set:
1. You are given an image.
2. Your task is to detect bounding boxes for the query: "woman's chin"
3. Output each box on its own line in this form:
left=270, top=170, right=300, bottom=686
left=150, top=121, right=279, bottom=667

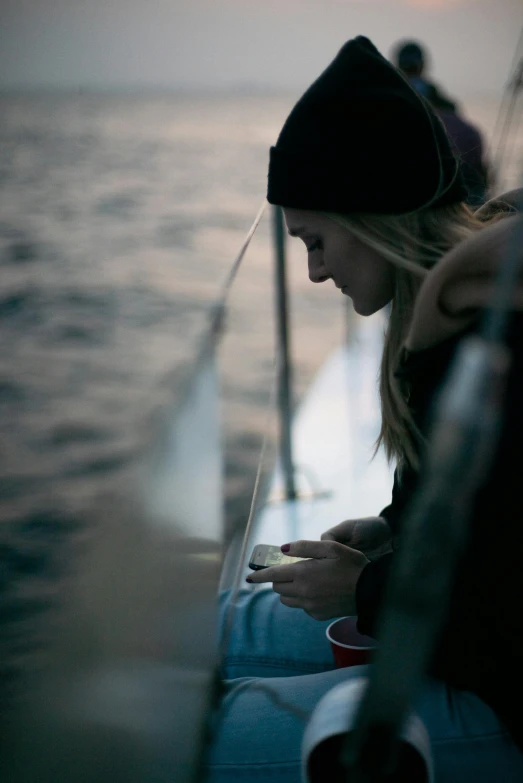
left=350, top=294, right=391, bottom=317
left=351, top=298, right=375, bottom=317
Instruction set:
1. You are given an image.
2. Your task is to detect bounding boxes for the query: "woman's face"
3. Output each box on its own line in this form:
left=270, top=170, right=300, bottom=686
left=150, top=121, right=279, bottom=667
left=283, top=208, right=395, bottom=316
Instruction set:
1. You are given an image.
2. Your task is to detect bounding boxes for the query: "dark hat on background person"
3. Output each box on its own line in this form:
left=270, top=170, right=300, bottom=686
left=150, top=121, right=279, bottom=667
left=267, top=36, right=466, bottom=215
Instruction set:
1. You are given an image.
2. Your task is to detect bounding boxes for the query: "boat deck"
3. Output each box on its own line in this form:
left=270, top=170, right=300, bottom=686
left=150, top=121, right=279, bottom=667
left=242, top=312, right=394, bottom=579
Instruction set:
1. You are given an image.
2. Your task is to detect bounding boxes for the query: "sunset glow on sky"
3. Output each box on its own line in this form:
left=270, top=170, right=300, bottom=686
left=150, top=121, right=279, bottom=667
left=405, top=0, right=469, bottom=7
left=0, top=0, right=520, bottom=95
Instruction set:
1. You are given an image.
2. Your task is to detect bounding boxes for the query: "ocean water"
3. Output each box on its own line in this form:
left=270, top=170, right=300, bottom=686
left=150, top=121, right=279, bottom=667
left=1, top=89, right=520, bottom=532
left=0, top=91, right=355, bottom=545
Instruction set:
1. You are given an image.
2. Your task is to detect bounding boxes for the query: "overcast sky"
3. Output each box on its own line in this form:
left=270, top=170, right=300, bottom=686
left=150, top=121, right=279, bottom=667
left=0, top=0, right=521, bottom=96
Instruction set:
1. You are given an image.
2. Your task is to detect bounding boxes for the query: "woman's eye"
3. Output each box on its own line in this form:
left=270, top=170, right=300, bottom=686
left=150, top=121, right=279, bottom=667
left=306, top=239, right=323, bottom=253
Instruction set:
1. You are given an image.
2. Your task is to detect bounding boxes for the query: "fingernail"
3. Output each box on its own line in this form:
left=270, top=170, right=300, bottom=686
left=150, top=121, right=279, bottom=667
left=281, top=544, right=291, bottom=553
left=246, top=577, right=253, bottom=583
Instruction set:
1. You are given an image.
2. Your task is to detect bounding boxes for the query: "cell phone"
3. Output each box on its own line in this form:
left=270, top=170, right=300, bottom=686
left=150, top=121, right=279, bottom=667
left=248, top=544, right=309, bottom=570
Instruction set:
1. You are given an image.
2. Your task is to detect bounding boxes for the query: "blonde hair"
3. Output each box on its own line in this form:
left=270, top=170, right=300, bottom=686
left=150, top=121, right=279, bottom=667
left=326, top=204, right=486, bottom=471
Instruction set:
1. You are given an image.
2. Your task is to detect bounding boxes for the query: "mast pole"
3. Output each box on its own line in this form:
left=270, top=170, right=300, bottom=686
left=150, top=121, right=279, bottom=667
left=273, top=205, right=297, bottom=501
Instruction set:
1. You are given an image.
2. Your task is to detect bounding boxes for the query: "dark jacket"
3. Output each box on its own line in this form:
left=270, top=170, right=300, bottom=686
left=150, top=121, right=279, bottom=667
left=356, top=213, right=523, bottom=748
left=438, top=110, right=488, bottom=206
left=407, top=75, right=489, bottom=205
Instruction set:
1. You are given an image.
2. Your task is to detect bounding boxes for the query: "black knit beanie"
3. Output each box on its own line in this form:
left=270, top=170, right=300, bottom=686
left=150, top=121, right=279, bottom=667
left=267, top=36, right=466, bottom=214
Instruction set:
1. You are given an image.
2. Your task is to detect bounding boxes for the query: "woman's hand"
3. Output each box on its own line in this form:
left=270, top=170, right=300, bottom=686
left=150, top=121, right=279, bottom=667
left=321, top=516, right=393, bottom=561
left=246, top=540, right=369, bottom=621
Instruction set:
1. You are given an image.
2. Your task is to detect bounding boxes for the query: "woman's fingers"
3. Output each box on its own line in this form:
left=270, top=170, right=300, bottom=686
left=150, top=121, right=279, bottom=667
left=272, top=580, right=302, bottom=598
left=278, top=596, right=303, bottom=609
left=247, top=564, right=296, bottom=584
left=247, top=541, right=370, bottom=618
left=247, top=540, right=350, bottom=586
left=282, top=539, right=341, bottom=559
left=321, top=519, right=358, bottom=543
left=320, top=531, right=337, bottom=541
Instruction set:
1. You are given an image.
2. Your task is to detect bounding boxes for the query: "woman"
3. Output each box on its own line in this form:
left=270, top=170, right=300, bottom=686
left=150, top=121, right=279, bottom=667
left=206, top=37, right=523, bottom=782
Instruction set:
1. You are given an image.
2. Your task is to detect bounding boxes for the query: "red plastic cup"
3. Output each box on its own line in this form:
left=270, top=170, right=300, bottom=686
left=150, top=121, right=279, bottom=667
left=326, top=616, right=376, bottom=668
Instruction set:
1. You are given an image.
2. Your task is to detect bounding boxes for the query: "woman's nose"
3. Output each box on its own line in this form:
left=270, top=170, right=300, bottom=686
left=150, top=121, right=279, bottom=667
left=308, top=256, right=330, bottom=284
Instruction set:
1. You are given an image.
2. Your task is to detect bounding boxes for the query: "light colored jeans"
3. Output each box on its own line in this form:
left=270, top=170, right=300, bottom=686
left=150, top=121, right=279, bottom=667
left=205, top=588, right=523, bottom=782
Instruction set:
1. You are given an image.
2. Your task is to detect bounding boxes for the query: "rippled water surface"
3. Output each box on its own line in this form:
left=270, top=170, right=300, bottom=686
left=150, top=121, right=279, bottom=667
left=0, top=91, right=361, bottom=533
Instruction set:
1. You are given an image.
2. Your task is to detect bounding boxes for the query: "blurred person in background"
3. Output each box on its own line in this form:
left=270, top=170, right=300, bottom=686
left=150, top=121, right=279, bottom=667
left=393, top=39, right=493, bottom=206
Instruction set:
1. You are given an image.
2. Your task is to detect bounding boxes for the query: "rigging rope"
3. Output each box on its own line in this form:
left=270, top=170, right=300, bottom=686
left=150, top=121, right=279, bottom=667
left=219, top=357, right=277, bottom=666
left=219, top=199, right=267, bottom=308
left=215, top=358, right=317, bottom=725
left=165, top=199, right=267, bottom=423
left=491, top=25, right=523, bottom=187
